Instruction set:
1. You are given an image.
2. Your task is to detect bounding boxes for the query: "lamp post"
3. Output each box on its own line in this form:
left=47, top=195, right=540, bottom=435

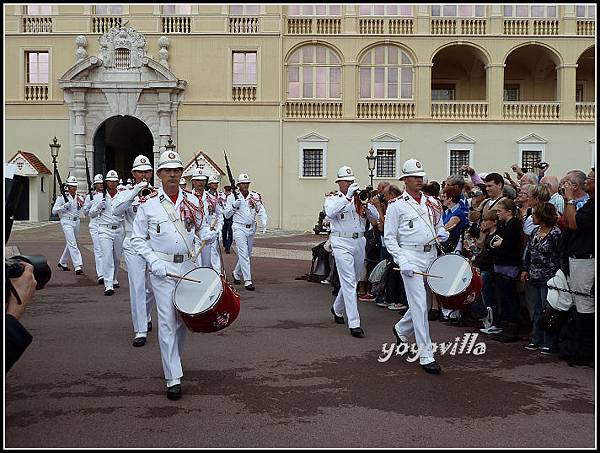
left=49, top=137, right=61, bottom=221
left=165, top=137, right=176, bottom=152
left=366, top=147, right=376, bottom=189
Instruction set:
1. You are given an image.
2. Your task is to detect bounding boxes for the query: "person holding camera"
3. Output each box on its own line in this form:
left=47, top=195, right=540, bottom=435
left=5, top=261, right=37, bottom=372
left=51, top=175, right=85, bottom=275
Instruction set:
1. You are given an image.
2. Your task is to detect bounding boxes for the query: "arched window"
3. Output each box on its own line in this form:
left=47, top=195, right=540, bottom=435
left=359, top=45, right=413, bottom=99
left=287, top=45, right=341, bottom=99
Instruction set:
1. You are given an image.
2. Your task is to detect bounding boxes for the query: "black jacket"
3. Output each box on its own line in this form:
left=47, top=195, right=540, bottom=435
left=5, top=314, right=33, bottom=373
left=491, top=217, right=524, bottom=266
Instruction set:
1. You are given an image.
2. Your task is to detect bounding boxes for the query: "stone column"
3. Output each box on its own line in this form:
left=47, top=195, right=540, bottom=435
left=414, top=5, right=430, bottom=35
left=343, top=62, right=356, bottom=118
left=70, top=90, right=88, bottom=193
left=557, top=63, right=578, bottom=120
left=415, top=63, right=432, bottom=119
left=486, top=63, right=505, bottom=120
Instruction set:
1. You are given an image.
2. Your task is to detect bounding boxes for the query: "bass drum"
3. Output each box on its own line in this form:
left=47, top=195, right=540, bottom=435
left=426, top=253, right=482, bottom=311
left=173, top=267, right=240, bottom=333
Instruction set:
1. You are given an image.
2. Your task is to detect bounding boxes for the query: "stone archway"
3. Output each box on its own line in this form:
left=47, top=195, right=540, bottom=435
left=58, top=28, right=186, bottom=192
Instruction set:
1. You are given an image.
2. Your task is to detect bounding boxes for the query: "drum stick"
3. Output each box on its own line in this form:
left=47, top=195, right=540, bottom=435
left=393, top=268, right=443, bottom=278
left=167, top=272, right=203, bottom=284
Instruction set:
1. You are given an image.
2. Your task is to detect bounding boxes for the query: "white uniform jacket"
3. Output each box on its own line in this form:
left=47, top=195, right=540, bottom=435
left=52, top=193, right=84, bottom=221
left=83, top=192, right=102, bottom=224
left=383, top=193, right=449, bottom=269
left=204, top=190, right=225, bottom=233
left=112, top=187, right=145, bottom=236
left=224, top=191, right=268, bottom=230
left=324, top=192, right=379, bottom=233
left=89, top=189, right=126, bottom=227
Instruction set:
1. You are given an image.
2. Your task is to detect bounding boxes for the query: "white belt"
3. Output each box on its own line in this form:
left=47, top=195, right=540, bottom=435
left=61, top=216, right=79, bottom=221
left=234, top=222, right=255, bottom=229
left=154, top=251, right=192, bottom=263
left=399, top=243, right=434, bottom=252
left=99, top=223, right=122, bottom=230
left=330, top=231, right=364, bottom=239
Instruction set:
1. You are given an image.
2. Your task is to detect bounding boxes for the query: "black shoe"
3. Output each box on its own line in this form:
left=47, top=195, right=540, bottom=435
left=392, top=325, right=407, bottom=346
left=97, top=278, right=104, bottom=285
left=114, top=283, right=120, bottom=289
left=350, top=327, right=365, bottom=338
left=58, top=263, right=70, bottom=271
left=104, top=289, right=114, bottom=296
left=225, top=249, right=231, bottom=254
left=439, top=316, right=451, bottom=323
left=331, top=307, right=345, bottom=324
left=75, top=268, right=84, bottom=275
left=232, top=272, right=241, bottom=284
left=167, top=384, right=182, bottom=400
left=147, top=321, right=152, bottom=332
left=421, top=361, right=442, bottom=374
left=428, top=309, right=441, bottom=321
left=245, top=284, right=255, bottom=291
left=132, top=337, right=147, bottom=347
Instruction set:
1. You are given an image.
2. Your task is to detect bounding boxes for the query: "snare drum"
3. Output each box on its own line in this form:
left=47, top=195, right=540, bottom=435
left=426, top=254, right=482, bottom=310
left=173, top=267, right=240, bottom=333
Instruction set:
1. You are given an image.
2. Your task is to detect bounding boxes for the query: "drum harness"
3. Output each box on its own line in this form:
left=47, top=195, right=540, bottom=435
left=404, top=196, right=442, bottom=252
left=159, top=195, right=198, bottom=263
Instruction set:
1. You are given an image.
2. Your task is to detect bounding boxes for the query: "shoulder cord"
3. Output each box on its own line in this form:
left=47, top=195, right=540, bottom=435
left=405, top=198, right=438, bottom=243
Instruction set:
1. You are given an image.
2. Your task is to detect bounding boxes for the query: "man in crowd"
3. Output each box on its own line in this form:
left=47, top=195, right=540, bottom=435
left=83, top=174, right=105, bottom=284
left=52, top=175, right=85, bottom=275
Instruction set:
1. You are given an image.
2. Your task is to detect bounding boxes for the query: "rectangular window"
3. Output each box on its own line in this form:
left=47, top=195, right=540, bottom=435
left=231, top=5, right=259, bottom=15
left=576, top=84, right=584, bottom=102
left=432, top=84, right=455, bottom=101
left=290, top=4, right=341, bottom=16
left=521, top=150, right=542, bottom=173
left=232, top=52, right=257, bottom=85
left=164, top=5, right=192, bottom=15
left=450, top=150, right=470, bottom=176
left=26, top=5, right=52, bottom=15
left=376, top=149, right=396, bottom=178
left=26, top=51, right=49, bottom=84
left=95, top=5, right=122, bottom=15
left=302, top=149, right=323, bottom=177
left=504, top=85, right=520, bottom=101
left=504, top=5, right=513, bottom=17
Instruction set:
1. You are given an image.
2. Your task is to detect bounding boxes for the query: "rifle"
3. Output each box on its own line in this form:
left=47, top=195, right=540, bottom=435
left=223, top=150, right=239, bottom=200
left=84, top=155, right=94, bottom=200
left=55, top=167, right=69, bottom=203
left=194, top=151, right=200, bottom=168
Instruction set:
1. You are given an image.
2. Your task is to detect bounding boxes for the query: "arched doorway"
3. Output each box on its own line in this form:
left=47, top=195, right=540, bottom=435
left=93, top=115, right=154, bottom=184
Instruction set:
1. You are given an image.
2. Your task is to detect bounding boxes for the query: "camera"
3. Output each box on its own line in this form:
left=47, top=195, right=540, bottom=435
left=536, top=161, right=549, bottom=170
left=6, top=255, right=52, bottom=292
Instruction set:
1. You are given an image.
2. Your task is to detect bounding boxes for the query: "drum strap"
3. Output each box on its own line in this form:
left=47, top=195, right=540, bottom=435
left=405, top=199, right=437, bottom=244
left=159, top=196, right=197, bottom=262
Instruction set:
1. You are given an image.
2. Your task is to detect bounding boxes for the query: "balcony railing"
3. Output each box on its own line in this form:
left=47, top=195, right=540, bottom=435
left=232, top=86, right=257, bottom=101
left=22, top=16, right=52, bottom=33
left=576, top=102, right=595, bottom=121
left=287, top=18, right=312, bottom=34
left=503, top=102, right=560, bottom=120
left=357, top=101, right=415, bottom=119
left=432, top=101, right=488, bottom=119
left=92, top=16, right=122, bottom=33
left=162, top=16, right=191, bottom=33
left=229, top=17, right=260, bottom=33
left=504, top=19, right=559, bottom=35
left=359, top=18, right=384, bottom=34
left=285, top=101, right=343, bottom=118
left=389, top=18, right=414, bottom=34
left=577, top=20, right=595, bottom=35
left=431, top=18, right=457, bottom=34
left=316, top=18, right=341, bottom=34
left=24, top=84, right=49, bottom=101
left=431, top=18, right=488, bottom=35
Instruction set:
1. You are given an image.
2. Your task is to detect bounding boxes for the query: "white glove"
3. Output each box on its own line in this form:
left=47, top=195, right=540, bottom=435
left=134, top=180, right=149, bottom=193
left=98, top=199, right=106, bottom=211
left=150, top=260, right=168, bottom=278
left=346, top=182, right=360, bottom=199
left=61, top=201, right=71, bottom=210
left=232, top=198, right=242, bottom=209
left=400, top=264, right=418, bottom=278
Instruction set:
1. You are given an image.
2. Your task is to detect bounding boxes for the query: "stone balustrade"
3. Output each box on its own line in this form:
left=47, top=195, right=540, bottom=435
left=431, top=18, right=457, bottom=34
left=24, top=84, right=49, bottom=101
left=504, top=19, right=529, bottom=35
left=576, top=102, right=595, bottom=121
left=359, top=18, right=384, bottom=34
left=162, top=16, right=191, bottom=33
left=504, top=19, right=560, bottom=35
left=22, top=16, right=52, bottom=33
left=577, top=20, right=595, bottom=35
left=503, top=102, right=560, bottom=120
left=460, top=19, right=487, bottom=35
left=431, top=101, right=488, bottom=119
left=357, top=101, right=415, bottom=119
left=285, top=101, right=343, bottom=118
left=287, top=18, right=312, bottom=34
left=316, top=18, right=341, bottom=34
left=232, top=86, right=257, bottom=101
left=92, top=16, right=122, bottom=33
left=229, top=17, right=260, bottom=33
left=532, top=19, right=559, bottom=35
left=389, top=18, right=414, bottom=34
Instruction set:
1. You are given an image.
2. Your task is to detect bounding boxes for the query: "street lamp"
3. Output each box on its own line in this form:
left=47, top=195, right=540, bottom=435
left=165, top=137, right=176, bottom=152
left=366, top=147, right=376, bottom=188
left=49, top=137, right=61, bottom=221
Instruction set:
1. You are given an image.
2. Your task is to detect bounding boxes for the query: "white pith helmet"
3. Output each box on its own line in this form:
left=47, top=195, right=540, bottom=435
left=207, top=174, right=220, bottom=185
left=157, top=150, right=183, bottom=171
left=399, top=158, right=427, bottom=179
left=335, top=166, right=355, bottom=182
left=191, top=167, right=209, bottom=181
left=237, top=173, right=251, bottom=184
left=93, top=174, right=104, bottom=184
left=132, top=154, right=152, bottom=171
left=105, top=170, right=119, bottom=181
left=66, top=175, right=78, bottom=186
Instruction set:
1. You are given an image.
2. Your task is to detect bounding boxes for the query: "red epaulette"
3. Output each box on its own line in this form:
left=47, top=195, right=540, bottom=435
left=139, top=190, right=159, bottom=203
left=325, top=191, right=339, bottom=197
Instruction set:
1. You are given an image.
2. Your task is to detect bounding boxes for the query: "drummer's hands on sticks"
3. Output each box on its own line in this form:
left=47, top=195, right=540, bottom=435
left=400, top=264, right=417, bottom=277
left=151, top=260, right=168, bottom=278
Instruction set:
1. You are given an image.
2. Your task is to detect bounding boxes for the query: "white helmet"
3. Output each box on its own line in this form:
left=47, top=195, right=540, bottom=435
left=207, top=174, right=220, bottom=185
left=237, top=173, right=251, bottom=184
left=399, top=159, right=426, bottom=179
left=191, top=167, right=209, bottom=181
left=105, top=170, right=119, bottom=181
left=179, top=177, right=187, bottom=186
left=335, top=165, right=355, bottom=182
left=93, top=174, right=104, bottom=184
left=157, top=150, right=183, bottom=171
left=132, top=154, right=152, bottom=171
left=66, top=175, right=78, bottom=186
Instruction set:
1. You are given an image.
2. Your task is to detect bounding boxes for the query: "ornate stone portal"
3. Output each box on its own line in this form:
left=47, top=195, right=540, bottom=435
left=58, top=27, right=186, bottom=189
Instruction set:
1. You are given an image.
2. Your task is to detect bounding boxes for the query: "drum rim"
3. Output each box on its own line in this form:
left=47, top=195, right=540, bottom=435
left=426, top=253, right=473, bottom=297
left=173, top=266, right=223, bottom=315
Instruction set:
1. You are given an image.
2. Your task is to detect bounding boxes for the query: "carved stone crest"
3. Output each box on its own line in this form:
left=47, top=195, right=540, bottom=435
left=98, top=27, right=148, bottom=69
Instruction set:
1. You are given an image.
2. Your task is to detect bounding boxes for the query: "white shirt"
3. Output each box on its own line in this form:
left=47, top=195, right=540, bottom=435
left=89, top=189, right=126, bottom=226
left=204, top=190, right=224, bottom=232
left=52, top=192, right=84, bottom=221
left=383, top=192, right=449, bottom=268
left=224, top=191, right=268, bottom=229
left=83, top=192, right=102, bottom=225
left=549, top=192, right=565, bottom=216
left=324, top=191, right=379, bottom=234
left=112, top=187, right=145, bottom=234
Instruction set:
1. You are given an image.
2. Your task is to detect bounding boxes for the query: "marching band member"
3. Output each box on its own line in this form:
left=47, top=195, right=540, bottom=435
left=324, top=166, right=379, bottom=338
left=384, top=159, right=449, bottom=374
left=113, top=155, right=156, bottom=347
left=131, top=150, right=209, bottom=400
left=203, top=174, right=225, bottom=273
left=90, top=170, right=126, bottom=296
left=189, top=168, right=211, bottom=267
left=52, top=175, right=85, bottom=275
left=82, top=174, right=105, bottom=284
left=224, top=173, right=268, bottom=291
left=179, top=177, right=188, bottom=191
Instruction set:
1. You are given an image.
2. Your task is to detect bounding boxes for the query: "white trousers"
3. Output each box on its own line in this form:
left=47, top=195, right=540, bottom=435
left=98, top=225, right=125, bottom=290
left=89, top=222, right=103, bottom=279
left=59, top=219, right=83, bottom=268
left=568, top=258, right=595, bottom=314
left=331, top=236, right=366, bottom=329
left=199, top=239, right=222, bottom=274
left=395, top=248, right=437, bottom=364
left=149, top=259, right=194, bottom=382
left=233, top=225, right=255, bottom=284
left=123, top=237, right=155, bottom=334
